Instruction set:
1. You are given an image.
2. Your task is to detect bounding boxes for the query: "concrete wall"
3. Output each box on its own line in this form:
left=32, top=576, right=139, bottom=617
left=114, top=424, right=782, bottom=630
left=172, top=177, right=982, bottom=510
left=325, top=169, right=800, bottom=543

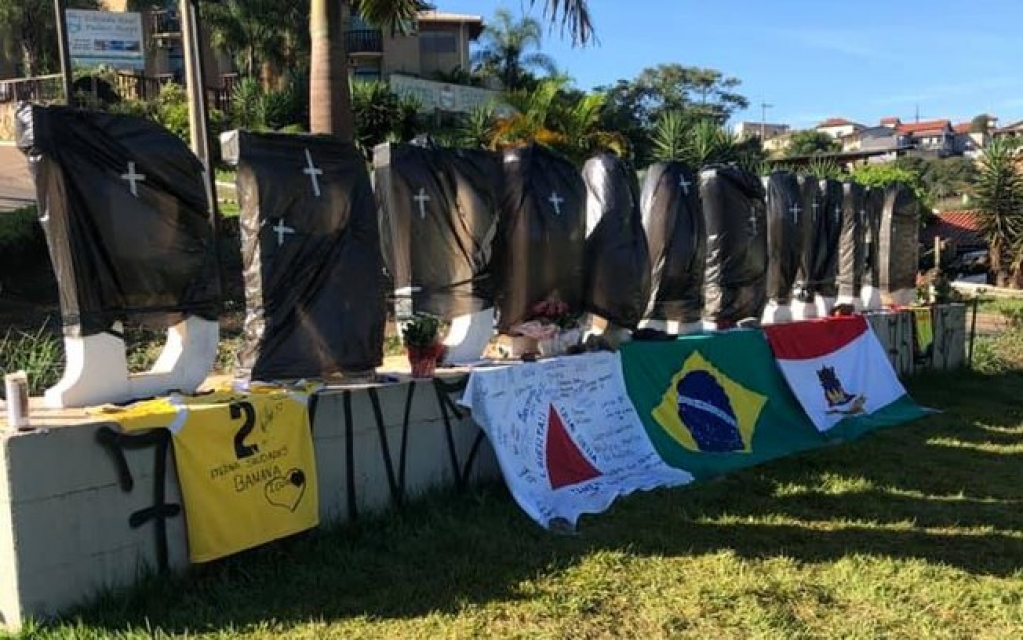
left=0, top=376, right=497, bottom=631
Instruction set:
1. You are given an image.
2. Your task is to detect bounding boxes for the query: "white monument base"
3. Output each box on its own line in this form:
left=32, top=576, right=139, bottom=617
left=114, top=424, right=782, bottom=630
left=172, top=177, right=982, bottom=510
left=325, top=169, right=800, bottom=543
left=860, top=285, right=882, bottom=311
left=835, top=295, right=864, bottom=313
left=885, top=288, right=916, bottom=307
left=761, top=301, right=794, bottom=325
left=815, top=295, right=836, bottom=318
left=637, top=318, right=702, bottom=336
left=441, top=308, right=495, bottom=365
left=44, top=317, right=219, bottom=409
left=791, top=300, right=818, bottom=321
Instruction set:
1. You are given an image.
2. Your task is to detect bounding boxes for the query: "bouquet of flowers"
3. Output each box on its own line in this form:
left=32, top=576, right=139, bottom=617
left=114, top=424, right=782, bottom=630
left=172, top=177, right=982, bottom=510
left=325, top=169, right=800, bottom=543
left=510, top=296, right=581, bottom=356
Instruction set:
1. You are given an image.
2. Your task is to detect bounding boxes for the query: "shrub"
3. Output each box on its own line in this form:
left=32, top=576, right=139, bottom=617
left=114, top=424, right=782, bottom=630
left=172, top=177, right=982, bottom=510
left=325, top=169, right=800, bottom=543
left=0, top=325, right=63, bottom=398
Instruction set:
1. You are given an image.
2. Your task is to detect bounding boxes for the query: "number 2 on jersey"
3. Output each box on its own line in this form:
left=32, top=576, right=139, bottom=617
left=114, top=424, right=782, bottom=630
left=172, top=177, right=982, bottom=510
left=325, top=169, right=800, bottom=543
left=230, top=401, right=259, bottom=460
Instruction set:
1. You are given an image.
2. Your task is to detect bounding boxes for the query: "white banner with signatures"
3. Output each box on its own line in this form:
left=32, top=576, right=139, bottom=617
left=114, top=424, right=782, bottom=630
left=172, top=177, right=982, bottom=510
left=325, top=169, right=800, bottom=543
left=461, top=352, right=692, bottom=529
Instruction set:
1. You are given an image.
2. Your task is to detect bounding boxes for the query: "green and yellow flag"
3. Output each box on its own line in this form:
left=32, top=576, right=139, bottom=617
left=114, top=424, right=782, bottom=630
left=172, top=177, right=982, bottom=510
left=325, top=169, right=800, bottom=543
left=621, top=330, right=822, bottom=480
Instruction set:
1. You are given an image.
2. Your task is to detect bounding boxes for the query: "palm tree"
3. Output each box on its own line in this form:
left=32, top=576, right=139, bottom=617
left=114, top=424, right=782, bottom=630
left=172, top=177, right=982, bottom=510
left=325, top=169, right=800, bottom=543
left=974, top=137, right=1023, bottom=286
left=472, top=9, right=556, bottom=91
left=308, top=0, right=593, bottom=139
left=204, top=0, right=307, bottom=81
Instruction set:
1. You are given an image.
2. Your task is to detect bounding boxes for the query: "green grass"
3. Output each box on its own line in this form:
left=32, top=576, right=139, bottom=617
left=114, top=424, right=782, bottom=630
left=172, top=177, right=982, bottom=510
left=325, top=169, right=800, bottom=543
left=11, top=371, right=1023, bottom=639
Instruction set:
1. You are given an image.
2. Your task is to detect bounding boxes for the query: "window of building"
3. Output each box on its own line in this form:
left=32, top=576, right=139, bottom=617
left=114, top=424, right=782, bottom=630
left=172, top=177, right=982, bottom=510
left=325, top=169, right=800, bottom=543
left=351, top=63, right=382, bottom=82
left=419, top=30, right=457, bottom=54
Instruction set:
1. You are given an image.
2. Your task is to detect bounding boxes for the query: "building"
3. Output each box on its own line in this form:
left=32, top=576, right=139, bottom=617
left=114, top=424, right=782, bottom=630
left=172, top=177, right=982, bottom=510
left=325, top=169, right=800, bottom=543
left=815, top=117, right=864, bottom=139
left=1, top=4, right=484, bottom=89
left=733, top=121, right=789, bottom=141
left=953, top=122, right=987, bottom=156
left=992, top=119, right=1023, bottom=140
left=842, top=126, right=910, bottom=153
left=896, top=119, right=955, bottom=155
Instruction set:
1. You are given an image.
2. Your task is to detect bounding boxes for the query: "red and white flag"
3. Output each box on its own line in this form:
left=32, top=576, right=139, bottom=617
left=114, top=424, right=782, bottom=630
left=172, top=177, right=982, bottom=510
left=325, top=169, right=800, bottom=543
left=764, top=316, right=908, bottom=432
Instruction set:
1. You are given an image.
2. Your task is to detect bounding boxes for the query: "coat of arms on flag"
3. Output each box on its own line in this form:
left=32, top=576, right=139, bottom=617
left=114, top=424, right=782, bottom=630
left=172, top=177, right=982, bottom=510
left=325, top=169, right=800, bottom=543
left=652, top=351, right=766, bottom=453
left=818, top=366, right=866, bottom=416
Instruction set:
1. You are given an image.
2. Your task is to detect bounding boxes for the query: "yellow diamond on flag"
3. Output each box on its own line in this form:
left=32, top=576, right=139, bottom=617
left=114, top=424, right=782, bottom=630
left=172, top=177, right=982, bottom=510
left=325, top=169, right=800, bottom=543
left=652, top=351, right=766, bottom=453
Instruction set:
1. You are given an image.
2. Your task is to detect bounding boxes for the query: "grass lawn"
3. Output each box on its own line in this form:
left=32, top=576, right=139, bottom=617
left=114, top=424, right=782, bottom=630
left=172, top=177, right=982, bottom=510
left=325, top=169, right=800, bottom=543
left=12, top=371, right=1023, bottom=639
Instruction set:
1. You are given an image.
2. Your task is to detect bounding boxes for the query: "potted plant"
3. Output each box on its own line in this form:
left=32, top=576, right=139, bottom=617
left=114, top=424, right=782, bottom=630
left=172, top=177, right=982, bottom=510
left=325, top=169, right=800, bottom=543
left=402, top=313, right=445, bottom=378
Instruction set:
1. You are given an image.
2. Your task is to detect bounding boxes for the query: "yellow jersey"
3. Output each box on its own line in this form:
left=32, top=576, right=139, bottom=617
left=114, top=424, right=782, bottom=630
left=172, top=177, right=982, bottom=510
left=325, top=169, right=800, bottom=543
left=93, top=385, right=320, bottom=563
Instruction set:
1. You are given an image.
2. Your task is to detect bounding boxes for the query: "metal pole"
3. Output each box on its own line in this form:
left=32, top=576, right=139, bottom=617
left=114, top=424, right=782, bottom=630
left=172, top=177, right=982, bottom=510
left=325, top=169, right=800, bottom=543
left=179, top=0, right=224, bottom=297
left=53, top=0, right=74, bottom=105
left=967, top=294, right=980, bottom=368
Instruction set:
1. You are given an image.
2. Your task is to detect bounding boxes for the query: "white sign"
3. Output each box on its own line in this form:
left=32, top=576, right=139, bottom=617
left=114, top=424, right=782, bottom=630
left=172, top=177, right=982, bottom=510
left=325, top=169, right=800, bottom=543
left=389, top=74, right=507, bottom=115
left=461, top=352, right=692, bottom=529
left=66, top=9, right=144, bottom=71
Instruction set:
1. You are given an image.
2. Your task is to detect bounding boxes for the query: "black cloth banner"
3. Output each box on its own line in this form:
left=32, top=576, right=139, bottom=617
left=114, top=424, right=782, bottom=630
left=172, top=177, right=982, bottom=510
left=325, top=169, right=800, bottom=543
left=222, top=130, right=386, bottom=381
left=581, top=153, right=651, bottom=328
left=16, top=104, right=220, bottom=336
left=640, top=161, right=705, bottom=324
left=494, top=143, right=586, bottom=332
left=700, top=165, right=768, bottom=325
left=374, top=142, right=502, bottom=320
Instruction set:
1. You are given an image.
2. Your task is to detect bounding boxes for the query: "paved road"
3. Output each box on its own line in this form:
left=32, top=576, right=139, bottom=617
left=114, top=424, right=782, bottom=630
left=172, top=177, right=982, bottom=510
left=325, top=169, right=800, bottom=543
left=0, top=143, right=33, bottom=212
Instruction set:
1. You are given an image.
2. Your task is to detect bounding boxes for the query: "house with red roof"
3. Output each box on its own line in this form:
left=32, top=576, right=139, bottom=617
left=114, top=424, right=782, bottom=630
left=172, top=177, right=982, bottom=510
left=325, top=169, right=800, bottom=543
left=920, top=210, right=987, bottom=266
left=895, top=119, right=955, bottom=155
left=815, top=117, right=865, bottom=139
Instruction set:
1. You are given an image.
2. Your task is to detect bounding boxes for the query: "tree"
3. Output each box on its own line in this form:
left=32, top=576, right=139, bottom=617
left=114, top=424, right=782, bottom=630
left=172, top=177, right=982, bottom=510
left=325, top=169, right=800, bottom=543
left=974, top=137, right=1023, bottom=286
left=203, top=0, right=309, bottom=81
left=783, top=130, right=840, bottom=157
left=650, top=111, right=764, bottom=171
left=849, top=163, right=928, bottom=209
left=0, top=0, right=99, bottom=77
left=309, top=0, right=593, bottom=139
left=597, top=63, right=749, bottom=165
left=472, top=9, right=557, bottom=91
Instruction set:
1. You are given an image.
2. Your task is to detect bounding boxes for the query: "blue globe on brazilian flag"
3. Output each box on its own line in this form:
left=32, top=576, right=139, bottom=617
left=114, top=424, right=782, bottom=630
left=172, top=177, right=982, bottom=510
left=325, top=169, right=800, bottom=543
left=620, top=330, right=823, bottom=480
left=652, top=351, right=766, bottom=454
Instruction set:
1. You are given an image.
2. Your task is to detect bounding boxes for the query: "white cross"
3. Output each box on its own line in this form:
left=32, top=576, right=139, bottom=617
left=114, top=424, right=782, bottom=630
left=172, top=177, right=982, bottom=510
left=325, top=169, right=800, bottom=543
left=748, top=207, right=758, bottom=234
left=679, top=174, right=691, bottom=195
left=413, top=187, right=431, bottom=220
left=303, top=149, right=323, bottom=198
left=789, top=202, right=802, bottom=225
left=812, top=201, right=820, bottom=219
left=549, top=191, right=564, bottom=215
left=834, top=205, right=842, bottom=224
left=272, top=219, right=295, bottom=246
left=120, top=161, right=146, bottom=197
left=859, top=208, right=867, bottom=223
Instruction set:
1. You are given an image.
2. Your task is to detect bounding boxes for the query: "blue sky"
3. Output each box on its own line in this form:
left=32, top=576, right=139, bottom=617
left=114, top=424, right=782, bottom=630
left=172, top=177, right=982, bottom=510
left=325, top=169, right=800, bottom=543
left=437, top=0, right=1023, bottom=129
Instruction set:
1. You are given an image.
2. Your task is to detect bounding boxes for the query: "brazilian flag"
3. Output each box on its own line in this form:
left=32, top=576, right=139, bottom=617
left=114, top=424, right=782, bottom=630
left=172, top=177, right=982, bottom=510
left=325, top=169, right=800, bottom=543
left=621, top=330, right=824, bottom=480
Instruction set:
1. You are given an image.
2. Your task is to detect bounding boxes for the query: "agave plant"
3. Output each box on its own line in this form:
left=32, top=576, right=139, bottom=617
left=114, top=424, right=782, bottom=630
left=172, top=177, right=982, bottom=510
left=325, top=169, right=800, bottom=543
left=975, top=136, right=1023, bottom=286
left=650, top=111, right=688, bottom=163
left=803, top=157, right=844, bottom=181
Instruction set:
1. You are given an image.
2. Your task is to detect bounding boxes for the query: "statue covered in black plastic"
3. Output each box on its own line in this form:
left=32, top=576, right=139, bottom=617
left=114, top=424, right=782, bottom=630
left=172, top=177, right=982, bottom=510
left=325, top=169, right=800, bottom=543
left=700, top=164, right=768, bottom=326
left=812, top=178, right=844, bottom=299
left=880, top=182, right=921, bottom=298
left=15, top=104, right=220, bottom=336
left=495, top=143, right=586, bottom=332
left=763, top=171, right=803, bottom=306
left=581, top=153, right=651, bottom=329
left=863, top=187, right=883, bottom=291
left=221, top=130, right=386, bottom=381
left=373, top=141, right=502, bottom=320
left=837, top=182, right=866, bottom=302
left=794, top=176, right=823, bottom=303
left=640, top=161, right=705, bottom=326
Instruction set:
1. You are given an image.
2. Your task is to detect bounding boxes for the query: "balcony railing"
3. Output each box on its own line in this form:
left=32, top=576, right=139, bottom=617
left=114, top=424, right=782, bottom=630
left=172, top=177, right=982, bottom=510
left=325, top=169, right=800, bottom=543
left=150, top=9, right=181, bottom=37
left=0, top=74, right=64, bottom=104
left=346, top=29, right=383, bottom=54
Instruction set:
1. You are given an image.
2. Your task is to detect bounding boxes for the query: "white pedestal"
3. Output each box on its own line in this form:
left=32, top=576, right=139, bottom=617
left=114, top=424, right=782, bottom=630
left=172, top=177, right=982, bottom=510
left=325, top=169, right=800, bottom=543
left=791, top=301, right=818, bottom=321
left=835, top=295, right=864, bottom=312
left=815, top=295, right=836, bottom=318
left=441, top=308, right=495, bottom=365
left=44, top=317, right=219, bottom=409
left=860, top=285, right=882, bottom=311
left=761, top=301, right=794, bottom=325
left=637, top=318, right=702, bottom=336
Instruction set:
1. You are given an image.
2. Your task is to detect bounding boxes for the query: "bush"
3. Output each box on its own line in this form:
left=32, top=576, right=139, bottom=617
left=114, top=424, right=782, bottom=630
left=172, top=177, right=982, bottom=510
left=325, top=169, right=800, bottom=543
left=0, top=325, right=63, bottom=398
left=0, top=207, right=50, bottom=292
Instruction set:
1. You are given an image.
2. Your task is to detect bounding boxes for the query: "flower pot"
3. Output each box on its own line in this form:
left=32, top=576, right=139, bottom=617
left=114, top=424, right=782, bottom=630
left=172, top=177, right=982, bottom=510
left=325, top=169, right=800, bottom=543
left=407, top=343, right=444, bottom=379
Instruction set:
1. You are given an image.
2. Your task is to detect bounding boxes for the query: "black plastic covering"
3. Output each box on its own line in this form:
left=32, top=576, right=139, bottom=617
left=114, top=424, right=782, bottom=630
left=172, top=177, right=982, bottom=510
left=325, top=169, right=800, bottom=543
left=837, top=182, right=866, bottom=300
left=811, top=179, right=844, bottom=298
left=640, top=161, right=705, bottom=324
left=373, top=142, right=502, bottom=320
left=879, top=182, right=920, bottom=294
left=581, top=153, right=651, bottom=328
left=863, top=187, right=883, bottom=289
left=494, top=144, right=586, bottom=332
left=793, top=176, right=822, bottom=302
left=15, top=104, right=220, bottom=336
left=221, top=130, right=386, bottom=381
left=700, top=165, right=768, bottom=325
left=763, top=171, right=803, bottom=304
